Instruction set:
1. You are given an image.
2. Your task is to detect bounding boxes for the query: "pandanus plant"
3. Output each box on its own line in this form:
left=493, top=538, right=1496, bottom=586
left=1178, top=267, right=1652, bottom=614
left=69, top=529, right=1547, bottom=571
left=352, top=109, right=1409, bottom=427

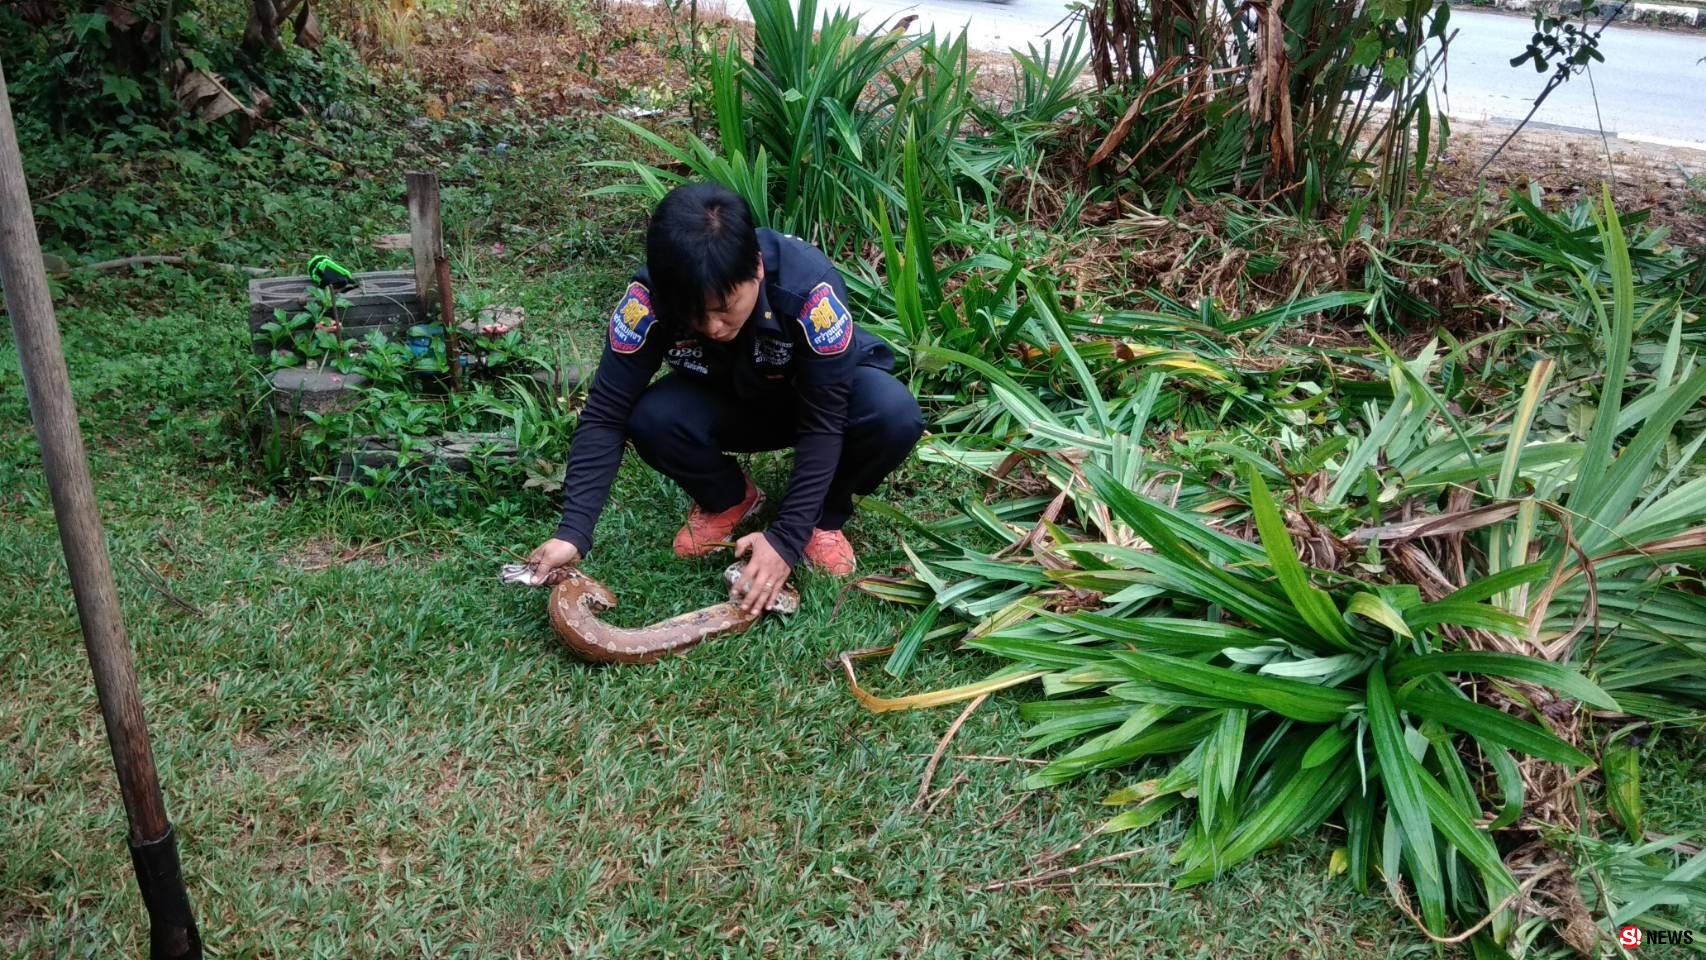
left=853, top=193, right=1706, bottom=954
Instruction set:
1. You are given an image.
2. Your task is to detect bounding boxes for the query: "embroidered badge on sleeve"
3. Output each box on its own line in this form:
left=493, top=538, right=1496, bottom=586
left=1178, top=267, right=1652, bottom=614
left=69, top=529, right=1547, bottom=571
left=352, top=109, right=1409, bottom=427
left=798, top=281, right=852, bottom=356
left=609, top=282, right=655, bottom=354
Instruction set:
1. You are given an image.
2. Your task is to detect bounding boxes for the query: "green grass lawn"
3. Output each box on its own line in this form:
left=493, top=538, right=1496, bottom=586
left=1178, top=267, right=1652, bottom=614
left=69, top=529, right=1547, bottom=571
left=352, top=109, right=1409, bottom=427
left=4, top=116, right=1703, bottom=960
left=0, top=275, right=1434, bottom=959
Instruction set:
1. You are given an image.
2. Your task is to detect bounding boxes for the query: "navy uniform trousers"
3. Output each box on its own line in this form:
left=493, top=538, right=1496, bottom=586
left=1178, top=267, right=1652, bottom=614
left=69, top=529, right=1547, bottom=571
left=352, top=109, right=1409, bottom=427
left=625, top=367, right=924, bottom=532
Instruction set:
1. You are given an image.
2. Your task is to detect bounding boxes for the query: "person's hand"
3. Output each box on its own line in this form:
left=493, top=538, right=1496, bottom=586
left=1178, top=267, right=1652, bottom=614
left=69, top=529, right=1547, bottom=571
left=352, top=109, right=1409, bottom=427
left=733, top=532, right=791, bottom=615
left=526, top=537, right=581, bottom=586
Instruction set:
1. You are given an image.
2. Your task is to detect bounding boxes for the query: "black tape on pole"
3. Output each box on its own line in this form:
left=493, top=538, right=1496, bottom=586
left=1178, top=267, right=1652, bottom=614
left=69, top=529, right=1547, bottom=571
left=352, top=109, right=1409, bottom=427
left=128, top=825, right=202, bottom=960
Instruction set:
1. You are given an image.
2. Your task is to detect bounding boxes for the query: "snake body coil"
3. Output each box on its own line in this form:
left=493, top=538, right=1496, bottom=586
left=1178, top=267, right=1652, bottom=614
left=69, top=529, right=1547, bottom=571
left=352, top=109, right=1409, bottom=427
left=548, top=564, right=797, bottom=665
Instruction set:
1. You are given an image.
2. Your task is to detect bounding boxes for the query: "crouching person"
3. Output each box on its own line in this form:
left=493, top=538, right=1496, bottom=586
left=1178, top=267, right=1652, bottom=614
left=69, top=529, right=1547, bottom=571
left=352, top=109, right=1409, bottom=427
left=527, top=182, right=924, bottom=615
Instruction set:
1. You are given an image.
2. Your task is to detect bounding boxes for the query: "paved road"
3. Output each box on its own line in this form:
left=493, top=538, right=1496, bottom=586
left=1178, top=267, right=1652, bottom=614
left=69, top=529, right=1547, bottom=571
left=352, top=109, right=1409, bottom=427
left=702, top=0, right=1706, bottom=149
left=1442, top=9, right=1706, bottom=149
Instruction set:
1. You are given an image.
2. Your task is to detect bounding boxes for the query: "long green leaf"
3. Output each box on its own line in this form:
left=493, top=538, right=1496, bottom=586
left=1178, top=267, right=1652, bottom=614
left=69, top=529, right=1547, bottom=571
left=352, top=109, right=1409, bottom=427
left=1247, top=467, right=1358, bottom=651
left=1108, top=650, right=1357, bottom=723
left=1389, top=653, right=1620, bottom=711
left=1302, top=724, right=1353, bottom=769
left=1398, top=688, right=1590, bottom=766
left=1570, top=188, right=1635, bottom=524
left=1367, top=665, right=1446, bottom=934
left=1025, top=713, right=1221, bottom=788
left=1179, top=755, right=1357, bottom=886
left=1082, top=465, right=1314, bottom=639
left=885, top=601, right=942, bottom=677
left=1404, top=600, right=1528, bottom=636
left=912, top=345, right=1061, bottom=426
left=1609, top=848, right=1706, bottom=926
left=970, top=635, right=1109, bottom=669
left=1036, top=612, right=1273, bottom=651
left=1602, top=742, right=1644, bottom=843
left=1417, top=772, right=1520, bottom=907
left=1575, top=365, right=1706, bottom=555
left=1442, top=562, right=1551, bottom=606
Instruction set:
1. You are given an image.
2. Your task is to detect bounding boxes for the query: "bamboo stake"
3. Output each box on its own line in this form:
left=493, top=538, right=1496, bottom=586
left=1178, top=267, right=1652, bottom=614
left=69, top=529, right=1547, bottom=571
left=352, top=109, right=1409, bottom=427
left=0, top=57, right=201, bottom=959
left=435, top=252, right=463, bottom=392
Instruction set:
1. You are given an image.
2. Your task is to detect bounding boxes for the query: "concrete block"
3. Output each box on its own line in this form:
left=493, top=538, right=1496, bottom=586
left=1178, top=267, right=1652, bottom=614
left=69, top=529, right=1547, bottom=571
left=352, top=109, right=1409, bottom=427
left=527, top=362, right=593, bottom=395
left=433, top=432, right=520, bottom=472
left=334, top=431, right=518, bottom=482
left=249, top=270, right=429, bottom=357
left=267, top=366, right=368, bottom=414
left=463, top=304, right=525, bottom=338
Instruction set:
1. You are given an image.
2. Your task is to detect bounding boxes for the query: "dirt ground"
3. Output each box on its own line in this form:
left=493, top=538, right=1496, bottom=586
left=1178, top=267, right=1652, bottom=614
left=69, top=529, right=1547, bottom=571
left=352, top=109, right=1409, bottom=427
left=396, top=3, right=690, bottom=119
left=400, top=2, right=1026, bottom=118
left=1439, top=118, right=1706, bottom=247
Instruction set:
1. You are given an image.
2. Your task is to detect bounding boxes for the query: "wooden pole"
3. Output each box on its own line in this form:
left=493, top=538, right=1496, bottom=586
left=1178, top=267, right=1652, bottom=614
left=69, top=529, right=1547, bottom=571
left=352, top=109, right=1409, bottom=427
left=405, top=171, right=442, bottom=308
left=434, top=253, right=463, bottom=392
left=0, top=58, right=201, bottom=958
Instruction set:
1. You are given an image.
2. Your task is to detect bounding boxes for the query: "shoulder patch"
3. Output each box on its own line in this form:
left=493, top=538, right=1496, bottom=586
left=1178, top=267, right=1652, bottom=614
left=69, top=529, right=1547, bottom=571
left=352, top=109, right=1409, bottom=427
left=608, top=282, right=655, bottom=355
left=797, top=281, right=853, bottom=356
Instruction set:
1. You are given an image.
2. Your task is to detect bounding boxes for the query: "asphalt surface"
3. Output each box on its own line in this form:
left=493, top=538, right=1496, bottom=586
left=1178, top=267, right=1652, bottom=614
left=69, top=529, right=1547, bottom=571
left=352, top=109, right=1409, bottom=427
left=702, top=0, right=1706, bottom=150
left=1442, top=8, right=1706, bottom=149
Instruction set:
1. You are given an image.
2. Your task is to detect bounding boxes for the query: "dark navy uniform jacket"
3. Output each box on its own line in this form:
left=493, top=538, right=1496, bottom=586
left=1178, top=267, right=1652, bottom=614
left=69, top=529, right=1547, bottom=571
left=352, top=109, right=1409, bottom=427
left=554, top=229, right=893, bottom=567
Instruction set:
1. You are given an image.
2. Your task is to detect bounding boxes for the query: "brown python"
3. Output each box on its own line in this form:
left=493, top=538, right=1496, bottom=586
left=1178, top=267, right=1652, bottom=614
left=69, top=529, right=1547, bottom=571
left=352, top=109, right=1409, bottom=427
left=547, top=564, right=798, bottom=665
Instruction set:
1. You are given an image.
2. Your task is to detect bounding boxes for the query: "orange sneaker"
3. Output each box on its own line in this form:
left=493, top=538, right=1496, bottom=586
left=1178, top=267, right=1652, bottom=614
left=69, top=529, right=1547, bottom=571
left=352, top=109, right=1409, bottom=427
left=672, top=477, right=764, bottom=559
left=804, top=528, right=857, bottom=577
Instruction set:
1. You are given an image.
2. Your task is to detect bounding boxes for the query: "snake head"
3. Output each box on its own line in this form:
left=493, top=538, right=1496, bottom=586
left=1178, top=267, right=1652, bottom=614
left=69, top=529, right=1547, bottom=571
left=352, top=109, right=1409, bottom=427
left=501, top=562, right=577, bottom=588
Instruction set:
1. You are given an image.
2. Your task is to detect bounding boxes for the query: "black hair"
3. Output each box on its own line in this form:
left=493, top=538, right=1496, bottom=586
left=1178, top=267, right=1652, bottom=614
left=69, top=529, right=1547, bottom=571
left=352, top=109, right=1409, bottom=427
left=645, top=183, right=761, bottom=328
